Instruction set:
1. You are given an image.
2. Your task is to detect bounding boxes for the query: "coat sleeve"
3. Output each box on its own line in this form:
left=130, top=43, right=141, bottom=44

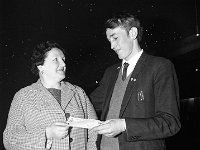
left=76, top=87, right=98, bottom=150
left=124, top=60, right=181, bottom=141
left=3, top=90, right=48, bottom=150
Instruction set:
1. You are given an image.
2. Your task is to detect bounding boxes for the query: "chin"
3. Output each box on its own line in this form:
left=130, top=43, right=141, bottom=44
left=60, top=75, right=65, bottom=80
left=57, top=75, right=65, bottom=81
left=118, top=55, right=125, bottom=60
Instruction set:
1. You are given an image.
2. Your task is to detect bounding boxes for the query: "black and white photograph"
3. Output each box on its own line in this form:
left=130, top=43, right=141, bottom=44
left=1, top=0, right=199, bottom=150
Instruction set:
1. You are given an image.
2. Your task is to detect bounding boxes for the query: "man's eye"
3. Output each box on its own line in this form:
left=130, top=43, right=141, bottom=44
left=53, top=58, right=57, bottom=61
left=113, top=37, right=118, bottom=40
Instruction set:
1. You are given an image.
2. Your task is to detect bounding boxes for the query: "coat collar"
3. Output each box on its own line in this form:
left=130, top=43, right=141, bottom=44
left=33, top=79, right=76, bottom=112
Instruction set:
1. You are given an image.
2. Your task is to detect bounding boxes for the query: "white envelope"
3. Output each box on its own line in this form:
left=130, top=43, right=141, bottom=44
left=67, top=116, right=102, bottom=129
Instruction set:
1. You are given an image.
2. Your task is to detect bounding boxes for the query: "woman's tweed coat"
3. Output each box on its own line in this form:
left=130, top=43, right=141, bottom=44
left=3, top=80, right=97, bottom=150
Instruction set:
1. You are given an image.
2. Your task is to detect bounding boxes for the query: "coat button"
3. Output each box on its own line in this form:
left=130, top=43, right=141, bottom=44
left=69, top=137, right=73, bottom=143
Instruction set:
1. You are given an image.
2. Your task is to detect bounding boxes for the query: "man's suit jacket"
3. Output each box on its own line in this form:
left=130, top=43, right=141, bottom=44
left=90, top=52, right=181, bottom=150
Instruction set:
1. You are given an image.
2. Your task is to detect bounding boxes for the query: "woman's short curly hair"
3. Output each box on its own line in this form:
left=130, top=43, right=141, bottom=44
left=31, top=41, right=66, bottom=76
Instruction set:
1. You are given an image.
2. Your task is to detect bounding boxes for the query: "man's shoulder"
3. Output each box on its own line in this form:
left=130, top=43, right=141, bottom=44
left=106, top=62, right=121, bottom=71
left=144, top=52, right=172, bottom=66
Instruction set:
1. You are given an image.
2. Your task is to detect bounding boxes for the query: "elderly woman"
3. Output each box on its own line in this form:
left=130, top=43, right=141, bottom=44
left=3, top=41, right=97, bottom=150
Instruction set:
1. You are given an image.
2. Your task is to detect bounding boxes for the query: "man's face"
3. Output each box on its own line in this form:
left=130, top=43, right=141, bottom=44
left=106, top=27, right=134, bottom=61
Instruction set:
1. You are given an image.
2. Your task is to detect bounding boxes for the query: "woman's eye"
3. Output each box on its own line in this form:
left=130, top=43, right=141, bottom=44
left=114, top=37, right=118, bottom=40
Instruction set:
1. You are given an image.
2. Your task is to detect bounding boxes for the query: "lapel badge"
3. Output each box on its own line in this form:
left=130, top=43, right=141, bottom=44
left=131, top=78, right=136, bottom=82
left=138, top=91, right=144, bottom=101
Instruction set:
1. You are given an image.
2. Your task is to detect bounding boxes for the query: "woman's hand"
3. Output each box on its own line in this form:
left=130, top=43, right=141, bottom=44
left=46, top=122, right=69, bottom=139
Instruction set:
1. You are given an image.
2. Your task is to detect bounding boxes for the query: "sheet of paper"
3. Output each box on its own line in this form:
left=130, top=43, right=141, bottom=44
left=67, top=116, right=102, bottom=129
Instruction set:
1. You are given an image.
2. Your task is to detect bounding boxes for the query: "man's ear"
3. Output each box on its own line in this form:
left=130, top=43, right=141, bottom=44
left=129, top=27, right=138, bottom=39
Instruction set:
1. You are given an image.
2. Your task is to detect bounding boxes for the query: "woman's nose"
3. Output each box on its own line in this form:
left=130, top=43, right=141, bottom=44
left=60, top=60, right=66, bottom=66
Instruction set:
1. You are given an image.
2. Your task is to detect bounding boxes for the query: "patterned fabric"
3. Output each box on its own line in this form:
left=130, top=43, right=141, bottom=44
left=3, top=79, right=98, bottom=150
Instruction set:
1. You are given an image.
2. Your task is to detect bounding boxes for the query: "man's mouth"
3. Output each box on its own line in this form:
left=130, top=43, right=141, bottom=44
left=115, top=49, right=120, bottom=54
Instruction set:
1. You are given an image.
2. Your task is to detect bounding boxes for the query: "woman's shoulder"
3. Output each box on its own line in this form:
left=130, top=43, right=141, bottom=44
left=62, top=81, right=85, bottom=93
left=14, top=82, right=40, bottom=98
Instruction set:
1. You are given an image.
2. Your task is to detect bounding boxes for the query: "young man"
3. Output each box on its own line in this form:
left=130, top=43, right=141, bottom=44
left=90, top=12, right=181, bottom=150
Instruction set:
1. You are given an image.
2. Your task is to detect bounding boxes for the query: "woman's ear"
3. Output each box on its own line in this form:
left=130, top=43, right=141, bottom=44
left=37, top=65, right=43, bottom=73
left=129, top=27, right=138, bottom=39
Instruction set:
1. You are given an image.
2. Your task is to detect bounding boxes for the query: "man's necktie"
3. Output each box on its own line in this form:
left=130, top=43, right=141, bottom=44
left=122, top=62, right=129, bottom=81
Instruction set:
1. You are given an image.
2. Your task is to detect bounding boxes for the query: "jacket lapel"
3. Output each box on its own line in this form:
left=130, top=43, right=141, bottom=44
left=119, top=52, right=148, bottom=117
left=34, top=80, right=63, bottom=113
left=61, top=82, right=75, bottom=110
left=35, top=80, right=73, bottom=113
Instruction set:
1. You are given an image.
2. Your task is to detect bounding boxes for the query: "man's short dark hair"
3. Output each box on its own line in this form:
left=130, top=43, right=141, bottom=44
left=105, top=12, right=143, bottom=42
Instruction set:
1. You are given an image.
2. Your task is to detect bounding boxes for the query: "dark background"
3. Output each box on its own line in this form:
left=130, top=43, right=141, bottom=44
left=1, top=0, right=200, bottom=149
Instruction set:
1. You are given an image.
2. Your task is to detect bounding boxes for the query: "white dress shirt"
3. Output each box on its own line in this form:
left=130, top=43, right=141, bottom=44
left=122, top=50, right=143, bottom=78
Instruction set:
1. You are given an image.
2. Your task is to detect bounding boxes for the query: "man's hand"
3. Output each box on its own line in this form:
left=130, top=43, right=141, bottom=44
left=92, top=119, right=126, bottom=137
left=46, top=122, right=69, bottom=139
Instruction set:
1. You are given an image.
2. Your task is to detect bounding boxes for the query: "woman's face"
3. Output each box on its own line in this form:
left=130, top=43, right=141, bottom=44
left=38, top=48, right=66, bottom=83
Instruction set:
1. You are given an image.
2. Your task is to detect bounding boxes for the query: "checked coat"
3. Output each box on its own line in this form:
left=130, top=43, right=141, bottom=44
left=3, top=79, right=97, bottom=150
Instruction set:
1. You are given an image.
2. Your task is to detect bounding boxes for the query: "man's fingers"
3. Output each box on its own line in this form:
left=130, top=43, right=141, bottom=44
left=93, top=123, right=110, bottom=132
left=97, top=129, right=111, bottom=135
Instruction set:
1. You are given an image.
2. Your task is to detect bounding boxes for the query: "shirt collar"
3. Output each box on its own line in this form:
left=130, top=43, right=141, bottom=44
left=122, top=49, right=143, bottom=67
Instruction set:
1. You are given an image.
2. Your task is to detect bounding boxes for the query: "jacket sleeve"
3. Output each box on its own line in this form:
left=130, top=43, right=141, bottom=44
left=3, top=90, right=48, bottom=150
left=124, top=60, right=181, bottom=141
left=89, top=67, right=111, bottom=115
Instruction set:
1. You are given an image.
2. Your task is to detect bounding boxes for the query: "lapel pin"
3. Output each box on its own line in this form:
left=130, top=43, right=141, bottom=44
left=138, top=91, right=144, bottom=101
left=131, top=78, right=136, bottom=81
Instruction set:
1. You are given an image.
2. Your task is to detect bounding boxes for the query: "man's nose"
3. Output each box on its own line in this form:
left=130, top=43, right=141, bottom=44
left=111, top=41, right=115, bottom=50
